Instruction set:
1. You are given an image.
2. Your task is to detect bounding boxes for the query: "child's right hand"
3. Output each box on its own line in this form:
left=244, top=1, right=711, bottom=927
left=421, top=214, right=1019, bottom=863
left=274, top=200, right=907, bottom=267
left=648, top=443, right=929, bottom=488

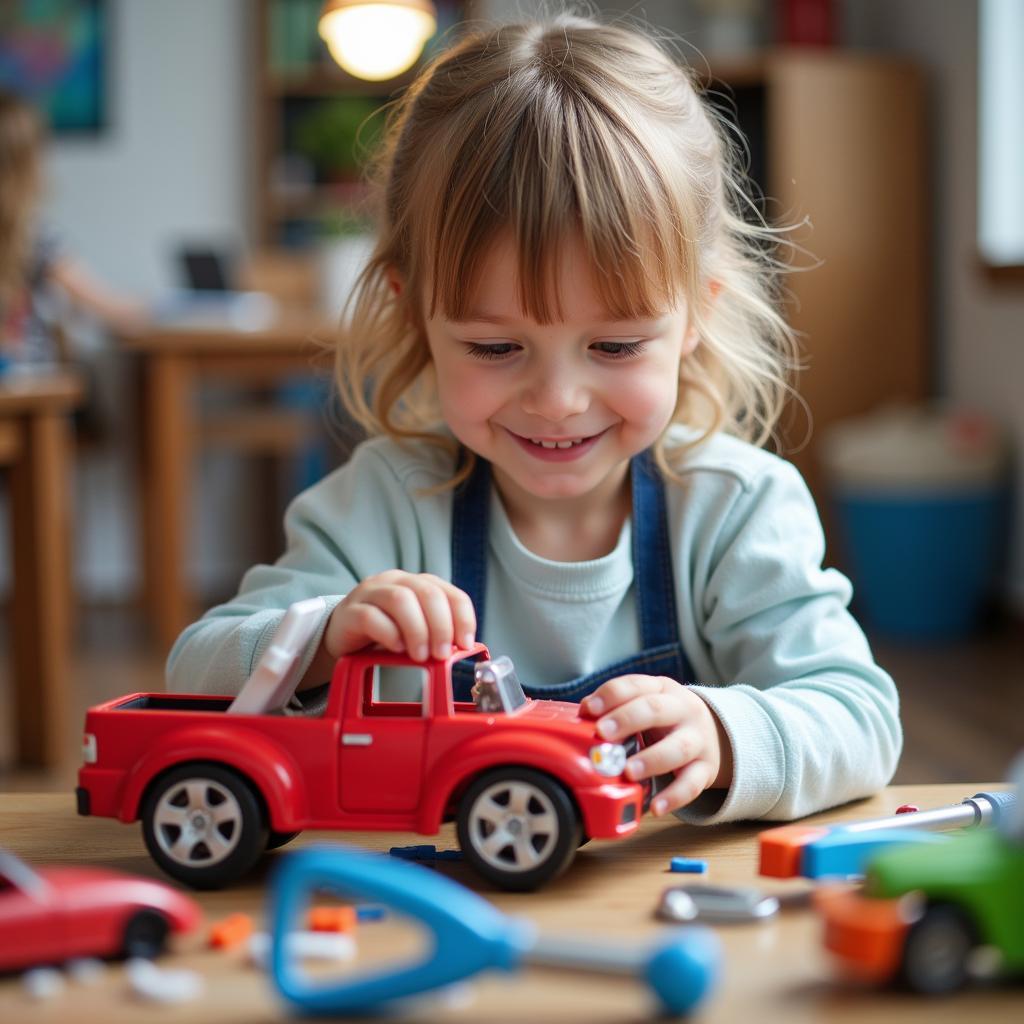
left=324, top=571, right=477, bottom=662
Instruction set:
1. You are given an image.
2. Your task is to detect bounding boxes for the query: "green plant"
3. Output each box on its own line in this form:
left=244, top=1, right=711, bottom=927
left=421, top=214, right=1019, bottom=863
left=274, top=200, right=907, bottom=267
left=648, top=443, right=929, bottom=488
left=293, top=98, right=385, bottom=180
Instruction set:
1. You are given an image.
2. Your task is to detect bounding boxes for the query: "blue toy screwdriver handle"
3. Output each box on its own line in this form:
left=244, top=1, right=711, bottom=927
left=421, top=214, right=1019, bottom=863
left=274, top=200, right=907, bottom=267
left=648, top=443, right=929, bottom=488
left=524, top=930, right=720, bottom=1015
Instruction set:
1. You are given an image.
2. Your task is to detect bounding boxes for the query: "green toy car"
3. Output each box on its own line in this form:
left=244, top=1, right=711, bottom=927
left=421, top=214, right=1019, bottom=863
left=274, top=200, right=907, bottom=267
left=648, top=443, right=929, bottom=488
left=818, top=758, right=1022, bottom=994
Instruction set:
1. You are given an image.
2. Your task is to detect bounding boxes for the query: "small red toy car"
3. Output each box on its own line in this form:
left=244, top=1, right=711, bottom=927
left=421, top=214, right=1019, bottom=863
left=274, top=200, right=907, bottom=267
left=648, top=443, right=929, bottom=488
left=0, top=848, right=200, bottom=973
left=77, top=600, right=648, bottom=892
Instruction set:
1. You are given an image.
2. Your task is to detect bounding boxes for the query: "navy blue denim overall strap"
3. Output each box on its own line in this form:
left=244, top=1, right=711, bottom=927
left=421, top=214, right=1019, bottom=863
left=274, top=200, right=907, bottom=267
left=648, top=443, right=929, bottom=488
left=449, top=448, right=695, bottom=702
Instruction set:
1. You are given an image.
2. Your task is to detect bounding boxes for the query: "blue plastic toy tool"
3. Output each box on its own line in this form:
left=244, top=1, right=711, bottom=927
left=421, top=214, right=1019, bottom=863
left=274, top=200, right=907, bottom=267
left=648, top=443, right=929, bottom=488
left=270, top=845, right=720, bottom=1016
left=800, top=827, right=949, bottom=879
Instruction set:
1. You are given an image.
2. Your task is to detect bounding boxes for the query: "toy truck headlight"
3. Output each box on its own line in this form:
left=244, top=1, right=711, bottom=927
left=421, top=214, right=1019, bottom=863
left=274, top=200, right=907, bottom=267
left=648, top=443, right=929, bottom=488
left=82, top=733, right=97, bottom=764
left=589, top=742, right=627, bottom=777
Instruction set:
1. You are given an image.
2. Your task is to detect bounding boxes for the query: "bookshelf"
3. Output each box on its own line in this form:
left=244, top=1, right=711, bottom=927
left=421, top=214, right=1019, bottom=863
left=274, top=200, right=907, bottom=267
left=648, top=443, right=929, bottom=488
left=252, top=0, right=472, bottom=248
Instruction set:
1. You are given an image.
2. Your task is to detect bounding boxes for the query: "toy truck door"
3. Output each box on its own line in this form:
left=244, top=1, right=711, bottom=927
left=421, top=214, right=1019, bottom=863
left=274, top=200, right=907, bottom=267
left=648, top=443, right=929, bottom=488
left=338, top=661, right=430, bottom=814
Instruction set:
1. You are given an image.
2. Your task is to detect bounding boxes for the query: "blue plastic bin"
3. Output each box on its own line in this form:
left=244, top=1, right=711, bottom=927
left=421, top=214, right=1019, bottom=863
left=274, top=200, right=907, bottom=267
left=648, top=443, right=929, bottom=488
left=833, top=486, right=1008, bottom=640
left=824, top=407, right=1010, bottom=642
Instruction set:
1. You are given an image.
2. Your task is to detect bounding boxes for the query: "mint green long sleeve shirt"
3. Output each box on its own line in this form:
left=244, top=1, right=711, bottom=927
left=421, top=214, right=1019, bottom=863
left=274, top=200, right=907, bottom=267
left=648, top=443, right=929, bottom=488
left=166, top=427, right=902, bottom=825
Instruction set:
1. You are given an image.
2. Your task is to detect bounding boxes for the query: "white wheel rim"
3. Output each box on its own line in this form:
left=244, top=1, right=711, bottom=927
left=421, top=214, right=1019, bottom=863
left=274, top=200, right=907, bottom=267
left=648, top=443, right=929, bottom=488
left=468, top=779, right=559, bottom=873
left=153, top=778, right=243, bottom=867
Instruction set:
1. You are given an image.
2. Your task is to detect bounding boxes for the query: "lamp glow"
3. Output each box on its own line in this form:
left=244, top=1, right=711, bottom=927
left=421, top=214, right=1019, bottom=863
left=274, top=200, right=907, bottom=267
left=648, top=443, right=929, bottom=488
left=319, top=1, right=437, bottom=82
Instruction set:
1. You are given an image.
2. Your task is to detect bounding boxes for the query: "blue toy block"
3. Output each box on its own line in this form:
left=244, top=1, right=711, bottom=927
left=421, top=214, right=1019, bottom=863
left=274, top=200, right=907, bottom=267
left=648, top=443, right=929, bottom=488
left=670, top=857, right=708, bottom=874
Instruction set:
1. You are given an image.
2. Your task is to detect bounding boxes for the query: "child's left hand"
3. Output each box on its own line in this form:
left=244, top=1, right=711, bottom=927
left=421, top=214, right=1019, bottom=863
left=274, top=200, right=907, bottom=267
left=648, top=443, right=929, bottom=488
left=581, top=676, right=733, bottom=816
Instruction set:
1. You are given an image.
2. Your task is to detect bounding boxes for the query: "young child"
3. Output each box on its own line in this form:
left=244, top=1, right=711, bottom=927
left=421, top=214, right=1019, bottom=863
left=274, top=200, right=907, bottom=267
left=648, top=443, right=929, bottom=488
left=169, top=16, right=901, bottom=825
left=0, top=89, right=148, bottom=365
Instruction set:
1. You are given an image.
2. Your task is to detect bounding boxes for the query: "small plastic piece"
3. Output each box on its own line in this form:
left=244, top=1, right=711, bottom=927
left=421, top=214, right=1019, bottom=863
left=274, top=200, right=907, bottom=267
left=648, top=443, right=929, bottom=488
left=895, top=804, right=919, bottom=814
left=669, top=857, right=708, bottom=874
left=389, top=844, right=463, bottom=862
left=658, top=885, right=779, bottom=924
left=356, top=904, right=387, bottom=922
left=23, top=967, right=64, bottom=1000
left=308, top=905, right=357, bottom=933
left=126, top=958, right=204, bottom=1004
left=209, top=912, right=255, bottom=949
left=249, top=930, right=356, bottom=970
left=66, top=958, right=105, bottom=985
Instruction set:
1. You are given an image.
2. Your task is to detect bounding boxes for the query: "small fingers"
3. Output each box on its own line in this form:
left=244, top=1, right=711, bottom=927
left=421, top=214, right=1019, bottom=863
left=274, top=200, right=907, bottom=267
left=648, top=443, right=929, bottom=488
left=330, top=601, right=404, bottom=656
left=400, top=576, right=457, bottom=659
left=430, top=576, right=478, bottom=651
left=370, top=583, right=432, bottom=660
left=650, top=760, right=714, bottom=816
left=343, top=573, right=477, bottom=662
left=593, top=689, right=690, bottom=743
left=623, top=728, right=697, bottom=782
left=582, top=674, right=676, bottom=718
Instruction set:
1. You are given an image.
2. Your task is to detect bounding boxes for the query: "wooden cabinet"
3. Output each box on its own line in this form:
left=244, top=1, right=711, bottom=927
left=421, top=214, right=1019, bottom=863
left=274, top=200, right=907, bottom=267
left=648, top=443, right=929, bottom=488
left=711, top=51, right=928, bottom=504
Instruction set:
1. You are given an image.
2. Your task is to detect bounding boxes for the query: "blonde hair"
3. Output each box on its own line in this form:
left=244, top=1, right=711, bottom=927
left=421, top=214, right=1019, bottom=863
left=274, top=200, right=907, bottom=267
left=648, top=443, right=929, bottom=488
left=335, top=14, right=799, bottom=486
left=0, top=91, right=44, bottom=318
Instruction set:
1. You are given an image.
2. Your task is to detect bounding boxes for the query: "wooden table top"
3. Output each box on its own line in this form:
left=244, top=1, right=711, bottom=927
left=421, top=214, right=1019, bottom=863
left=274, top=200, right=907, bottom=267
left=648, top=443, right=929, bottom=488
left=0, top=369, right=84, bottom=414
left=120, top=313, right=336, bottom=354
left=0, top=784, right=1017, bottom=1023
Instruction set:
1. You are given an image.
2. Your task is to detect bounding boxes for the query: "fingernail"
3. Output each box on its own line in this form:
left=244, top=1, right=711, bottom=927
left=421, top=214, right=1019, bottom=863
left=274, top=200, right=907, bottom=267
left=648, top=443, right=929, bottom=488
left=413, top=645, right=428, bottom=661
left=587, top=696, right=604, bottom=714
left=653, top=798, right=667, bottom=815
left=436, top=643, right=451, bottom=659
left=626, top=758, right=644, bottom=780
left=597, top=718, right=617, bottom=739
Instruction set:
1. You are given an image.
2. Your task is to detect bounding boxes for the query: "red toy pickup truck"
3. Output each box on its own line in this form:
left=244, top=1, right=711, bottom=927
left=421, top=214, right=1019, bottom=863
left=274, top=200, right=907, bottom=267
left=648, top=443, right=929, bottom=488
left=77, top=602, right=647, bottom=892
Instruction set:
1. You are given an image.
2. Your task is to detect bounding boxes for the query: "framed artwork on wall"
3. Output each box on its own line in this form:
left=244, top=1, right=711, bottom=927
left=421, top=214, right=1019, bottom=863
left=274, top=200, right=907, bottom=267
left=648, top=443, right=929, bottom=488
left=0, top=0, right=106, bottom=134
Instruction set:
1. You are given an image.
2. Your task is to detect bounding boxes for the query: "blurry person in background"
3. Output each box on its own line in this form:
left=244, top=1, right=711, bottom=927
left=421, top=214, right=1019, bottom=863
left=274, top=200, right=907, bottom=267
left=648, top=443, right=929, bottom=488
left=0, top=88, right=149, bottom=370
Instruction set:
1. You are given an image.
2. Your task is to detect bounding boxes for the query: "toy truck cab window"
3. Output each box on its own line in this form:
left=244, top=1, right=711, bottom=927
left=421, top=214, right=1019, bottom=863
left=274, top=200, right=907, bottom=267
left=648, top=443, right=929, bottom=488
left=472, top=657, right=528, bottom=715
left=360, top=664, right=430, bottom=718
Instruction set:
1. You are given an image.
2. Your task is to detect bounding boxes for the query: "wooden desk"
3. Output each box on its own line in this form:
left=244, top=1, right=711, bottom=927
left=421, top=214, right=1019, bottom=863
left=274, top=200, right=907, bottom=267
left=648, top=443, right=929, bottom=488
left=123, top=317, right=333, bottom=654
left=0, top=371, right=83, bottom=767
left=0, top=784, right=1017, bottom=1022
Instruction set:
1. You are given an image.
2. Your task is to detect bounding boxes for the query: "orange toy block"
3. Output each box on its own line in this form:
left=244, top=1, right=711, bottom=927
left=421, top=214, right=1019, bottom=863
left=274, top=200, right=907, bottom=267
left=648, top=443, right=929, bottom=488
left=758, top=824, right=830, bottom=878
left=308, top=905, right=358, bottom=934
left=209, top=912, right=254, bottom=949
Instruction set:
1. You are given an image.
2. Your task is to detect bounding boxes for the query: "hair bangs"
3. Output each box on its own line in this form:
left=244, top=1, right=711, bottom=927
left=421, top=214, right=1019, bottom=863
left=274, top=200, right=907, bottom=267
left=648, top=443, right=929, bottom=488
left=428, top=73, right=690, bottom=325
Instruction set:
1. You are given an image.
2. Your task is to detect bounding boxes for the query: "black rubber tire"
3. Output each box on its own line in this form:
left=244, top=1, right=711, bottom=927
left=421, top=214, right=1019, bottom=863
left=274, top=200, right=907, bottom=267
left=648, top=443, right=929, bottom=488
left=900, top=903, right=976, bottom=995
left=267, top=829, right=301, bottom=851
left=141, top=761, right=268, bottom=890
left=456, top=767, right=581, bottom=891
left=121, top=908, right=170, bottom=959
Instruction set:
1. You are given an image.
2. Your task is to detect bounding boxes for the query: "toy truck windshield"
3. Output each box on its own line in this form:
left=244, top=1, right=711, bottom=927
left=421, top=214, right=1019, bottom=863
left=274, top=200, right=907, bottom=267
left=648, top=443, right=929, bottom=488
left=472, top=656, right=528, bottom=714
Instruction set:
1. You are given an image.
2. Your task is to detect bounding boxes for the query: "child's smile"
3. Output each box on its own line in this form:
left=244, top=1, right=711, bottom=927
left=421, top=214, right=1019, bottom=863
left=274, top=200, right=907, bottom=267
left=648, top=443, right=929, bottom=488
left=424, top=232, right=698, bottom=530
left=506, top=426, right=608, bottom=461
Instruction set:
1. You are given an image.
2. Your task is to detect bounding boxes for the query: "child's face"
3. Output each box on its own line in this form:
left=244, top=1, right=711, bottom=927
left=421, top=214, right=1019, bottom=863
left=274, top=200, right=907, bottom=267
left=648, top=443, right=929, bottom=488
left=423, top=232, right=697, bottom=510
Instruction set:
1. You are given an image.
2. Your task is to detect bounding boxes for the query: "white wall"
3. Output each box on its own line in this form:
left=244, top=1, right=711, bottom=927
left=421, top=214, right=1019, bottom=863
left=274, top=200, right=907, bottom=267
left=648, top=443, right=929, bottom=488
left=38, top=0, right=255, bottom=599
left=47, top=0, right=248, bottom=294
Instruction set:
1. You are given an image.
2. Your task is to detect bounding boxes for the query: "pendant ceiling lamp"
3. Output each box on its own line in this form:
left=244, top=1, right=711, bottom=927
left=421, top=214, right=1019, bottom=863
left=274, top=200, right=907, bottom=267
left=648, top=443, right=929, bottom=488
left=318, top=0, right=437, bottom=82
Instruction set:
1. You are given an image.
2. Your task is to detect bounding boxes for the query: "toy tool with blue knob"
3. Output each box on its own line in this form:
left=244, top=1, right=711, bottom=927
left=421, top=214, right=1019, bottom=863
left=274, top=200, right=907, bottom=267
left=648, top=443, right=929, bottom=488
left=759, top=790, right=1016, bottom=879
left=270, top=845, right=720, bottom=1016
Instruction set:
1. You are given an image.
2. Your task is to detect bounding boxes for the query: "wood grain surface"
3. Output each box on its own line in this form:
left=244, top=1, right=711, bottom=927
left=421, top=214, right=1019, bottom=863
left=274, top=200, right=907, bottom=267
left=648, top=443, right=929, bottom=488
left=0, top=784, right=1018, bottom=1023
